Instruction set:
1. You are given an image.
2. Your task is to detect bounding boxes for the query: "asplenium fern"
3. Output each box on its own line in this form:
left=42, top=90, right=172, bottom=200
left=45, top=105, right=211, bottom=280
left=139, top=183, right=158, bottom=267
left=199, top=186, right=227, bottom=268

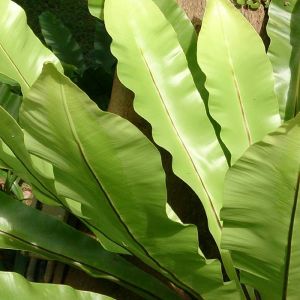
left=0, top=0, right=299, bottom=299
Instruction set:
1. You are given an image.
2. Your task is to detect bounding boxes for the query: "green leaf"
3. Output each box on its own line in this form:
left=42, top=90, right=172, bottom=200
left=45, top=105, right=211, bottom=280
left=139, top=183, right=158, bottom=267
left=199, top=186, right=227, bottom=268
left=0, top=107, right=58, bottom=205
left=221, top=114, right=300, bottom=299
left=0, top=271, right=113, bottom=300
left=39, top=11, right=86, bottom=71
left=267, top=0, right=300, bottom=120
left=0, top=0, right=62, bottom=94
left=197, top=0, right=281, bottom=165
left=151, top=0, right=207, bottom=94
left=92, top=20, right=116, bottom=75
left=104, top=0, right=227, bottom=248
left=19, top=64, right=238, bottom=299
left=0, top=83, right=22, bottom=120
left=0, top=73, right=20, bottom=87
left=0, top=191, right=178, bottom=300
left=88, top=0, right=105, bottom=20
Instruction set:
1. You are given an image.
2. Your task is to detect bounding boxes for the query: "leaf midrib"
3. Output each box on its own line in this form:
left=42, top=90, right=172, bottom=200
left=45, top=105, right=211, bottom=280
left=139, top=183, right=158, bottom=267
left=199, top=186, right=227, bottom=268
left=59, top=84, right=200, bottom=297
left=216, top=2, right=253, bottom=147
left=0, top=40, right=30, bottom=90
left=139, top=49, right=222, bottom=231
left=282, top=172, right=300, bottom=299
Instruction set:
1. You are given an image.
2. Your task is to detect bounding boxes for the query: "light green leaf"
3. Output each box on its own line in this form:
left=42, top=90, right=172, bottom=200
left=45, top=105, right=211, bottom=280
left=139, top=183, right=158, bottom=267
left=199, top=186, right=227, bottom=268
left=197, top=0, right=281, bottom=165
left=0, top=0, right=62, bottom=94
left=19, top=64, right=238, bottom=299
left=0, top=271, right=113, bottom=300
left=0, top=191, right=177, bottom=300
left=222, top=114, right=300, bottom=299
left=104, top=0, right=227, bottom=248
left=39, top=11, right=85, bottom=70
left=267, top=0, right=300, bottom=120
left=88, top=0, right=105, bottom=20
left=151, top=0, right=207, bottom=94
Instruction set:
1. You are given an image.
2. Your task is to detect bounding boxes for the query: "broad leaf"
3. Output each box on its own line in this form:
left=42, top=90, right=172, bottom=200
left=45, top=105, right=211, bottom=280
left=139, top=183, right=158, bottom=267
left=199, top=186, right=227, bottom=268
left=197, top=0, right=281, bottom=165
left=0, top=271, right=113, bottom=300
left=39, top=11, right=86, bottom=70
left=0, top=191, right=177, bottom=300
left=0, top=0, right=62, bottom=94
left=222, top=114, right=300, bottom=299
left=267, top=0, right=300, bottom=120
left=19, top=64, right=238, bottom=299
left=104, top=0, right=227, bottom=248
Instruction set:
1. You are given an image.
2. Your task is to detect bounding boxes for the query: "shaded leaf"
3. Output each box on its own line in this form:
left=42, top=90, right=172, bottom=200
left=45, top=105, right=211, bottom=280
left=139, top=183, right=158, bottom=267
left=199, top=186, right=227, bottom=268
left=0, top=83, right=22, bottom=120
left=39, top=11, right=86, bottom=70
left=0, top=191, right=178, bottom=300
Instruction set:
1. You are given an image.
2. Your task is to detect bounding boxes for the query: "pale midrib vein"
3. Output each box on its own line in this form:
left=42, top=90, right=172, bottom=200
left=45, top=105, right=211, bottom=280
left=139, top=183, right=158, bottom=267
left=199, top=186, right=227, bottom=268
left=217, top=3, right=252, bottom=147
left=139, top=50, right=222, bottom=231
left=282, top=172, right=300, bottom=299
left=0, top=41, right=30, bottom=89
left=59, top=85, right=199, bottom=297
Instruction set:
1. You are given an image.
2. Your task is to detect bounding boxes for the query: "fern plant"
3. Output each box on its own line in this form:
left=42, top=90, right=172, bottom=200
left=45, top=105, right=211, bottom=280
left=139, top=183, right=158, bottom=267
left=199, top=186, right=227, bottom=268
left=0, top=0, right=299, bottom=299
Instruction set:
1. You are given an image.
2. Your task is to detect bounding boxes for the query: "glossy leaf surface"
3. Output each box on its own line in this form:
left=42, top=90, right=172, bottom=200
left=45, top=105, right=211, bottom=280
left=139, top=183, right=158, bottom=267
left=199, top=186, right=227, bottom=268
left=0, top=191, right=176, bottom=300
left=105, top=0, right=227, bottom=247
left=19, top=64, right=238, bottom=299
left=267, top=0, right=300, bottom=120
left=0, top=271, right=113, bottom=300
left=197, top=0, right=281, bottom=165
left=222, top=114, right=300, bottom=299
left=0, top=0, right=62, bottom=94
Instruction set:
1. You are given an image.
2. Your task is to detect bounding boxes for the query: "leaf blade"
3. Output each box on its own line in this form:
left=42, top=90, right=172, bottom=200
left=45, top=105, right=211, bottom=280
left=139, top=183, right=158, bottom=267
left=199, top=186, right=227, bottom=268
left=267, top=0, right=300, bottom=120
left=0, top=0, right=62, bottom=94
left=19, top=64, right=238, bottom=299
left=222, top=114, right=300, bottom=299
left=105, top=0, right=228, bottom=247
left=197, top=0, right=281, bottom=165
left=0, top=271, right=113, bottom=300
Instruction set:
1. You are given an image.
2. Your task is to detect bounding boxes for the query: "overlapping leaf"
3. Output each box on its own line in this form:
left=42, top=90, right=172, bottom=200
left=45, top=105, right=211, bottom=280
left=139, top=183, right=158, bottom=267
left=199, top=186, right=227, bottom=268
left=39, top=11, right=85, bottom=70
left=0, top=107, right=58, bottom=205
left=0, top=0, right=62, bottom=94
left=267, top=0, right=300, bottom=120
left=18, top=64, right=238, bottom=299
left=0, top=83, right=22, bottom=120
left=0, top=271, right=113, bottom=300
left=197, top=0, right=281, bottom=165
left=0, top=191, right=176, bottom=300
left=222, top=114, right=300, bottom=299
left=105, top=0, right=227, bottom=248
left=88, top=0, right=105, bottom=19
